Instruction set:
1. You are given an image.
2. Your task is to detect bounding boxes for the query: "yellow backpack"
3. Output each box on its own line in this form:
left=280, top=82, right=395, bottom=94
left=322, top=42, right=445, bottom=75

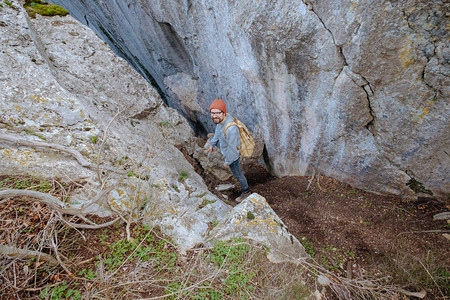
left=223, top=114, right=255, bottom=158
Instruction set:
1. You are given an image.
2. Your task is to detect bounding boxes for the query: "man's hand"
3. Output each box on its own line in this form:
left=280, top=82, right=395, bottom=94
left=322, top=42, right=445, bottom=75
left=208, top=147, right=214, bottom=153
left=223, top=163, right=229, bottom=169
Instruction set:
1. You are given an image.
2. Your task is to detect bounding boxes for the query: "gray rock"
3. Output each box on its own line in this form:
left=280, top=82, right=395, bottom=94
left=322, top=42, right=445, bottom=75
left=215, top=184, right=235, bottom=191
left=206, top=193, right=308, bottom=263
left=50, top=0, right=449, bottom=200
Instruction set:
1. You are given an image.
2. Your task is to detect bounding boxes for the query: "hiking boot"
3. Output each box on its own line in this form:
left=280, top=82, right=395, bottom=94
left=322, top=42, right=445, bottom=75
left=235, top=190, right=251, bottom=203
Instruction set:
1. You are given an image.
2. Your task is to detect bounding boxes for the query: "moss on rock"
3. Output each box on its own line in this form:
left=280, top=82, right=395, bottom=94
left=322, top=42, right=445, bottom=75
left=23, top=0, right=69, bottom=18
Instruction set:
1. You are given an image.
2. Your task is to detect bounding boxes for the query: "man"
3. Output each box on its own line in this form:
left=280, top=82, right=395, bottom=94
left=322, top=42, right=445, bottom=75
left=208, top=99, right=251, bottom=203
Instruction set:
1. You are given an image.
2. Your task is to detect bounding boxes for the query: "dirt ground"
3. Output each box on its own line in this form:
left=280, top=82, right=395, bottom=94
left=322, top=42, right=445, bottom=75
left=185, top=147, right=450, bottom=298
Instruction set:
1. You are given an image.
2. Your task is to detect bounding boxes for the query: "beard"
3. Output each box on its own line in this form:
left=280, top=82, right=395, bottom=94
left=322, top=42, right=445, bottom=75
left=212, top=117, right=223, bottom=124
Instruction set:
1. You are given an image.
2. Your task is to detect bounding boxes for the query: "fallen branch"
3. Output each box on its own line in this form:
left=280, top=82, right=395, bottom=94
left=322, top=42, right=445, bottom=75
left=433, top=212, right=450, bottom=221
left=50, top=233, right=72, bottom=276
left=306, top=167, right=325, bottom=192
left=0, top=244, right=58, bottom=266
left=0, top=186, right=114, bottom=216
left=0, top=189, right=82, bottom=215
left=306, top=168, right=316, bottom=191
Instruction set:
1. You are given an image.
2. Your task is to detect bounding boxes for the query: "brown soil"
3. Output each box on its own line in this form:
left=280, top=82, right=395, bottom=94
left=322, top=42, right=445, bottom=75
left=183, top=147, right=450, bottom=298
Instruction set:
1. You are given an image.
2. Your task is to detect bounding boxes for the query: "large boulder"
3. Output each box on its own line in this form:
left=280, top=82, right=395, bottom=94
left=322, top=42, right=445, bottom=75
left=50, top=0, right=449, bottom=200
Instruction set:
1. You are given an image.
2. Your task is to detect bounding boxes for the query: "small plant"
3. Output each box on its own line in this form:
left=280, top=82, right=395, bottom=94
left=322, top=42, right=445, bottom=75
left=210, top=219, right=219, bottom=228
left=99, top=225, right=178, bottom=272
left=117, top=156, right=128, bottom=165
left=301, top=237, right=316, bottom=257
left=197, top=198, right=216, bottom=210
left=24, top=128, right=46, bottom=140
left=78, top=268, right=96, bottom=280
left=178, top=171, right=188, bottom=182
left=0, top=176, right=54, bottom=193
left=91, top=136, right=97, bottom=144
left=127, top=171, right=135, bottom=177
left=247, top=211, right=255, bottom=220
left=159, top=121, right=172, bottom=128
left=39, top=282, right=81, bottom=300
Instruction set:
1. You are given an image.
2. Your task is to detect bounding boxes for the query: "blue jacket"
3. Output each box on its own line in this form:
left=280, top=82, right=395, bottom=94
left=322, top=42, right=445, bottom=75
left=210, top=114, right=241, bottom=165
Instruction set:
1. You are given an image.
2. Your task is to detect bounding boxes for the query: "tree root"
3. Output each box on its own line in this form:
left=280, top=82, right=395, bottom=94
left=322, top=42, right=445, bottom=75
left=62, top=217, right=120, bottom=229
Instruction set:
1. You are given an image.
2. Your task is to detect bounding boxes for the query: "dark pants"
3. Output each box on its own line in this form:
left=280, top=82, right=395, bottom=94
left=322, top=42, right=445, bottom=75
left=229, top=159, right=249, bottom=192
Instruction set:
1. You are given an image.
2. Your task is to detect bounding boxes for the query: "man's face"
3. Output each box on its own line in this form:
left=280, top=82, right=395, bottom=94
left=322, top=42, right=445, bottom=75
left=210, top=109, right=225, bottom=124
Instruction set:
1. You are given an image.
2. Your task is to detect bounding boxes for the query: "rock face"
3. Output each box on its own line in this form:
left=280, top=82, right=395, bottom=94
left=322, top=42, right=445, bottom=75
left=50, top=0, right=449, bottom=200
left=0, top=2, right=307, bottom=260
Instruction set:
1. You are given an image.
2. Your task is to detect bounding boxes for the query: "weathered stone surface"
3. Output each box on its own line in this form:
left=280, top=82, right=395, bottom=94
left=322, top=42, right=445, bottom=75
left=50, top=0, right=449, bottom=200
left=206, top=193, right=308, bottom=263
left=0, top=2, right=232, bottom=252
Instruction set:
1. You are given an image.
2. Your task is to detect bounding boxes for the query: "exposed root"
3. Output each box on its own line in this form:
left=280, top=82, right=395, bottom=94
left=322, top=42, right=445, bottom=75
left=61, top=217, right=120, bottom=229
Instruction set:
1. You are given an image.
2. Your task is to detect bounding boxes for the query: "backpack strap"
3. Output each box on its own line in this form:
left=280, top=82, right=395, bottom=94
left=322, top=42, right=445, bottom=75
left=224, top=121, right=238, bottom=137
left=223, top=114, right=237, bottom=137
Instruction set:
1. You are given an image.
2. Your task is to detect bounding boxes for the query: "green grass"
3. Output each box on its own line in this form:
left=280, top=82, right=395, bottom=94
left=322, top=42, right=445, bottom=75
left=4, top=211, right=314, bottom=300
left=100, top=225, right=178, bottom=271
left=208, top=238, right=257, bottom=298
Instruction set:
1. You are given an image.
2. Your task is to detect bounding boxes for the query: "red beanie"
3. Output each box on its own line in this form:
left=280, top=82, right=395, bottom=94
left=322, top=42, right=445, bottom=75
left=209, top=99, right=226, bottom=114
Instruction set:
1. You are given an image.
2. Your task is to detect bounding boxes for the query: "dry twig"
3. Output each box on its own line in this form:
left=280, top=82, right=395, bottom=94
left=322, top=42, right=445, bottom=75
left=0, top=244, right=58, bottom=266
